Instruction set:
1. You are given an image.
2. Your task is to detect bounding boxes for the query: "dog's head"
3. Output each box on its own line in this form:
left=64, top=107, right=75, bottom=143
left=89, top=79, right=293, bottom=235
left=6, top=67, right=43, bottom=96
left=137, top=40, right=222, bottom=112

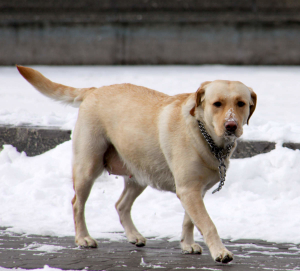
left=192, top=80, right=257, bottom=141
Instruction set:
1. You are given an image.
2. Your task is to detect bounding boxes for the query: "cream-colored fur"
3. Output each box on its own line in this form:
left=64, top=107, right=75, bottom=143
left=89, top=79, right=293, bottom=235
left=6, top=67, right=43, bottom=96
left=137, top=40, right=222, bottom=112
left=17, top=66, right=257, bottom=263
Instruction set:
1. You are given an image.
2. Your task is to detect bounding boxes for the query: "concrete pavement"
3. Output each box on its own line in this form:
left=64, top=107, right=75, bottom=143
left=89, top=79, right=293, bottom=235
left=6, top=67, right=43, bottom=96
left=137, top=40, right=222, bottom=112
left=1, top=227, right=300, bottom=270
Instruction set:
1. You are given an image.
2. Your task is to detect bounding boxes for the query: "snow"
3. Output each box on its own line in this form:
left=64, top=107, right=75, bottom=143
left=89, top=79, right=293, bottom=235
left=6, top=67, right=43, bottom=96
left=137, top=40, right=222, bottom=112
left=1, top=65, right=300, bottom=248
left=21, top=243, right=65, bottom=253
left=140, top=258, right=165, bottom=269
left=2, top=65, right=300, bottom=143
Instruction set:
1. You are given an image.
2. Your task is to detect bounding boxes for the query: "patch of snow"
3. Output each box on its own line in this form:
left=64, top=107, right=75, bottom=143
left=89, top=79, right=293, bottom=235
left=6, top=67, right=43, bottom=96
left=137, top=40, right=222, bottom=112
left=140, top=258, right=166, bottom=269
left=246, top=251, right=300, bottom=256
left=224, top=108, right=236, bottom=122
left=226, top=243, right=279, bottom=250
left=20, top=242, right=65, bottom=253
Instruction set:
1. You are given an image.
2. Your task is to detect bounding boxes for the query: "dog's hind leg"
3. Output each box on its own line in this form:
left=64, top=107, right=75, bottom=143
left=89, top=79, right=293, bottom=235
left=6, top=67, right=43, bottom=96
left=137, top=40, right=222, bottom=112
left=71, top=122, right=108, bottom=248
left=115, top=177, right=147, bottom=247
left=180, top=211, right=203, bottom=254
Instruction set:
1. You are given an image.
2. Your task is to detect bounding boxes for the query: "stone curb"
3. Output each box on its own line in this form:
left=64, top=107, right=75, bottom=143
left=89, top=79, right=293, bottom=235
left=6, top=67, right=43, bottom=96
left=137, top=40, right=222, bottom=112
left=0, top=125, right=297, bottom=158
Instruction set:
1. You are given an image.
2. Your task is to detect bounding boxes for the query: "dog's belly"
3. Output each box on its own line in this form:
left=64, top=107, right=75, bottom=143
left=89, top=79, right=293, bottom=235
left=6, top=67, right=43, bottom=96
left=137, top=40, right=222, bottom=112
left=104, top=145, right=132, bottom=176
left=103, top=145, right=176, bottom=192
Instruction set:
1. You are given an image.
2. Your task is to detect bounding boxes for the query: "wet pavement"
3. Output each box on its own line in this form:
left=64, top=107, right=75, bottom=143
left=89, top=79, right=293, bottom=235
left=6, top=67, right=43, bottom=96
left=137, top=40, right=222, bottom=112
left=0, top=228, right=300, bottom=270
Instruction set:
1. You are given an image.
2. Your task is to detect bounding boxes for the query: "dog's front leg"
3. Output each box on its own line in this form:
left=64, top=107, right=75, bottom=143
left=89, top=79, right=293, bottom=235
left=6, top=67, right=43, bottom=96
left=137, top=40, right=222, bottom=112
left=176, top=182, right=233, bottom=263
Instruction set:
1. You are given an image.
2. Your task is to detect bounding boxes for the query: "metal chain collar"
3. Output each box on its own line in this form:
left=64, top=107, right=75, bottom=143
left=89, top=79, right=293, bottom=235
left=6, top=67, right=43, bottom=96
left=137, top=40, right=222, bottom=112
left=197, top=120, right=235, bottom=194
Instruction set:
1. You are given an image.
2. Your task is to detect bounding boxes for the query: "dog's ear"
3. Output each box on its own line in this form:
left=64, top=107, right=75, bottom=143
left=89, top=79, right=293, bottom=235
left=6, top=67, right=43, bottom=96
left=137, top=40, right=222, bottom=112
left=190, top=81, right=211, bottom=116
left=247, top=87, right=257, bottom=125
left=196, top=81, right=211, bottom=107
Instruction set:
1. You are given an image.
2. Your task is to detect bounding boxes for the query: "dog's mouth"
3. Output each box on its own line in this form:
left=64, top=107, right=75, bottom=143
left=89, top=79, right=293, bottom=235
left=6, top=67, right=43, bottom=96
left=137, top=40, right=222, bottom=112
left=225, top=130, right=236, bottom=136
left=224, top=131, right=237, bottom=141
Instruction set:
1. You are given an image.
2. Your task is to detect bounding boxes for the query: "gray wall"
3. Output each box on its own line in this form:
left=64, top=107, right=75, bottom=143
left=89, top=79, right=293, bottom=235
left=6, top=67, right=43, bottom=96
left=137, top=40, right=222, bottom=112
left=1, top=0, right=300, bottom=65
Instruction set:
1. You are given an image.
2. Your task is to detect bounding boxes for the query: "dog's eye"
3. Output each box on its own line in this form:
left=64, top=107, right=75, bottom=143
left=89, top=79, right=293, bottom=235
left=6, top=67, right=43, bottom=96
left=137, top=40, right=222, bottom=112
left=213, top=102, right=222, bottom=108
left=237, top=101, right=245, bottom=107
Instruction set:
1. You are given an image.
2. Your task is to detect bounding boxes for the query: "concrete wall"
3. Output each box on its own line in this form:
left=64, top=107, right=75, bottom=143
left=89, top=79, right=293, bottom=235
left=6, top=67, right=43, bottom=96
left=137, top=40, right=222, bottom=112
left=1, top=0, right=300, bottom=65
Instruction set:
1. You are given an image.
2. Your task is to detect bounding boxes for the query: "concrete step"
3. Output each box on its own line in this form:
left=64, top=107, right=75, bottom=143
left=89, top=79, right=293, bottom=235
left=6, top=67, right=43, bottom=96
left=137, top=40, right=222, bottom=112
left=2, top=0, right=300, bottom=65
left=0, top=125, right=297, bottom=158
left=0, top=125, right=71, bottom=157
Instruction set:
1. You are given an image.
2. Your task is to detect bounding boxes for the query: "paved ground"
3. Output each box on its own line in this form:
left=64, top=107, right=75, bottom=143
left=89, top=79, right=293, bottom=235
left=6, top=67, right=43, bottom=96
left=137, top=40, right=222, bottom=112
left=1, top=227, right=300, bottom=271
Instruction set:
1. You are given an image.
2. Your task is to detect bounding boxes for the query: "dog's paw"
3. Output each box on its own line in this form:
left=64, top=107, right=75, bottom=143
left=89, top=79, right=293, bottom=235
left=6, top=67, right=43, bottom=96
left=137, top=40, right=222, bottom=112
left=76, top=236, right=98, bottom=248
left=128, top=234, right=147, bottom=247
left=181, top=243, right=203, bottom=254
left=213, top=249, right=233, bottom=264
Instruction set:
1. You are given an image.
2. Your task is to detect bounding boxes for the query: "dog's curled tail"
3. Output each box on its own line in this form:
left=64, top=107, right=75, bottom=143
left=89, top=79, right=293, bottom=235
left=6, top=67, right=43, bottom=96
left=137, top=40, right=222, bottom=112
left=17, top=65, right=96, bottom=107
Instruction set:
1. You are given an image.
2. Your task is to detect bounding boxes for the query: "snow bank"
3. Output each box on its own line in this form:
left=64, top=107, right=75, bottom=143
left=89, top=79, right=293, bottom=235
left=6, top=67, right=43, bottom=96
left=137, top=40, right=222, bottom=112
left=1, top=141, right=300, bottom=244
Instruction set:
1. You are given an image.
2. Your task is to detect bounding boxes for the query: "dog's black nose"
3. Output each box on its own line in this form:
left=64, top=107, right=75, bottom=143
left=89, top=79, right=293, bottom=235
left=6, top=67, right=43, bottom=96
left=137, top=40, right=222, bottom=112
left=225, top=121, right=237, bottom=132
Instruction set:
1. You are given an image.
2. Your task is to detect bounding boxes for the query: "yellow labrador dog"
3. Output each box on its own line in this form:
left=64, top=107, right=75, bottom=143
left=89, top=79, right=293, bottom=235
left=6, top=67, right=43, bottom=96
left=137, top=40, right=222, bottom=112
left=17, top=66, right=256, bottom=263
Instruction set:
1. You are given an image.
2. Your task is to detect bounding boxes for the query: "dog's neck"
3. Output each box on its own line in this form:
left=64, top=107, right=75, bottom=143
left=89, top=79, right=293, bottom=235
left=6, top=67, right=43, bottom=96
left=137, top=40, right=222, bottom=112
left=197, top=120, right=236, bottom=193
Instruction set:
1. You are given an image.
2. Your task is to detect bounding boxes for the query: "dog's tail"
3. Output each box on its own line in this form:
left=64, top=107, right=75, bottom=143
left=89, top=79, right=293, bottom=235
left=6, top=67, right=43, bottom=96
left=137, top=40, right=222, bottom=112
left=17, top=65, right=96, bottom=107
